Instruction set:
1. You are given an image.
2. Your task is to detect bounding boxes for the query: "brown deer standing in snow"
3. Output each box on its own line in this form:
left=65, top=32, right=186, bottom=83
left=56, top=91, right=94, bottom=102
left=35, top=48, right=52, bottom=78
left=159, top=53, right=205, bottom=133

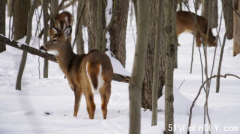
left=50, top=11, right=73, bottom=40
left=177, top=11, right=218, bottom=47
left=40, top=26, right=113, bottom=119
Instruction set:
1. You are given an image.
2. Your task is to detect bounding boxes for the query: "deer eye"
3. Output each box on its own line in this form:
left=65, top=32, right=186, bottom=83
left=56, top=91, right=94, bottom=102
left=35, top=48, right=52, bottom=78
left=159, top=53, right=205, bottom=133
left=52, top=39, right=57, bottom=43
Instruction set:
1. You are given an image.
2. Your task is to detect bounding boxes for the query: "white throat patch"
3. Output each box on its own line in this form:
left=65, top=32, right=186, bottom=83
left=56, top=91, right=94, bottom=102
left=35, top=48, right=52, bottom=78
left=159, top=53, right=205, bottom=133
left=48, top=50, right=59, bottom=56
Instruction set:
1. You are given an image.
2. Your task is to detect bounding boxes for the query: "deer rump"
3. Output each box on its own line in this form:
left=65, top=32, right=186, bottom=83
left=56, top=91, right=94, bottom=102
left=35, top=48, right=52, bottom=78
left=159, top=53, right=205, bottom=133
left=68, top=50, right=112, bottom=94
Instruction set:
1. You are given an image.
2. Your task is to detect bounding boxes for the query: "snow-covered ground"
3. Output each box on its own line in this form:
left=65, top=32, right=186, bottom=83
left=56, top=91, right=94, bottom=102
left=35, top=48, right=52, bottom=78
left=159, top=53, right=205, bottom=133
left=0, top=1, right=240, bottom=134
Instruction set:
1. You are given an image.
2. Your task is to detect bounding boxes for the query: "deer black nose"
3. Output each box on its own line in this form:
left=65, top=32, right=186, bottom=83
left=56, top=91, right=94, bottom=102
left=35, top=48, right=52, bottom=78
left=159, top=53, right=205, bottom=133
left=40, top=46, right=46, bottom=51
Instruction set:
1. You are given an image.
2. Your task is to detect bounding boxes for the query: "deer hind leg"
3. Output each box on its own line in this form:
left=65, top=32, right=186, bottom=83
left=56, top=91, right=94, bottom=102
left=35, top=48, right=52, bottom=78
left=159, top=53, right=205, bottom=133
left=86, top=93, right=96, bottom=119
left=73, top=88, right=82, bottom=117
left=100, top=82, right=111, bottom=119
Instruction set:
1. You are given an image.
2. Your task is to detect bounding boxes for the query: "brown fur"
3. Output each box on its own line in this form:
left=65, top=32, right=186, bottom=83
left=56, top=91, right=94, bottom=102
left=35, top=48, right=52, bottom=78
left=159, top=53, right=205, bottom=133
left=50, top=11, right=73, bottom=40
left=40, top=29, right=113, bottom=119
left=177, top=11, right=217, bottom=47
left=87, top=60, right=99, bottom=89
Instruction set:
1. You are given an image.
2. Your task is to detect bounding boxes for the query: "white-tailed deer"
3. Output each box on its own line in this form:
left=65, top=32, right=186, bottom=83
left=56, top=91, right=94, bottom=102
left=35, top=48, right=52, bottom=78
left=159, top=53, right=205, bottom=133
left=177, top=11, right=218, bottom=47
left=50, top=11, right=73, bottom=40
left=40, top=26, right=113, bottom=119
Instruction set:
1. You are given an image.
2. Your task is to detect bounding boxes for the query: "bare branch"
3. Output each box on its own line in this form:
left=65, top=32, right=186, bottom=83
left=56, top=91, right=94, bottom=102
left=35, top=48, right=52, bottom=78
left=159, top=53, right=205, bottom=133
left=0, top=35, right=130, bottom=83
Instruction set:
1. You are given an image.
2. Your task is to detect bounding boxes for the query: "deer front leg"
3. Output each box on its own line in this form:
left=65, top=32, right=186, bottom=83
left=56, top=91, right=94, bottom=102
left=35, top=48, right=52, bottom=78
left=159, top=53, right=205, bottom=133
left=73, top=88, right=82, bottom=117
left=195, top=31, right=201, bottom=47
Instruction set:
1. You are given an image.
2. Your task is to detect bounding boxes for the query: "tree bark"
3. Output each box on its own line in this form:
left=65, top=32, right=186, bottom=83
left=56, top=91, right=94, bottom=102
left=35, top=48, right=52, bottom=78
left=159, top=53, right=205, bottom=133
left=163, top=0, right=175, bottom=133
left=201, top=0, right=218, bottom=28
left=13, top=0, right=30, bottom=40
left=86, top=0, right=106, bottom=51
left=15, top=0, right=37, bottom=90
left=76, top=0, right=85, bottom=54
left=0, top=0, right=6, bottom=53
left=151, top=0, right=162, bottom=126
left=43, top=0, right=48, bottom=78
left=0, top=35, right=130, bottom=83
left=233, top=0, right=240, bottom=56
left=109, top=0, right=129, bottom=67
left=210, top=0, right=218, bottom=28
left=222, top=0, right=233, bottom=39
left=129, top=0, right=149, bottom=133
left=142, top=0, right=163, bottom=110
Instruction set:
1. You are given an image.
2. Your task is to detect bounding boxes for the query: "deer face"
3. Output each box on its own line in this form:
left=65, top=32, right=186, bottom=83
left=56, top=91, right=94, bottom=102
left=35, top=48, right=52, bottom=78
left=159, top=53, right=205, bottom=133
left=40, top=26, right=72, bottom=54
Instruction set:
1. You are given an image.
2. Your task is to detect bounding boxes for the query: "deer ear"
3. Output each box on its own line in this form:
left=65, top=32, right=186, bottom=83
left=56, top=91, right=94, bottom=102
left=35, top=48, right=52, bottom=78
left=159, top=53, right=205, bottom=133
left=52, top=26, right=59, bottom=34
left=64, top=26, right=72, bottom=38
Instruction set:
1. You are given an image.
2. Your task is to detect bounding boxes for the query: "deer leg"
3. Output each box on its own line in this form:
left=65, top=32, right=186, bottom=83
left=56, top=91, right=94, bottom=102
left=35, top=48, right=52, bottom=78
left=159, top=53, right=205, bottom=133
left=73, top=88, right=82, bottom=117
left=196, top=32, right=201, bottom=47
left=100, top=83, right=111, bottom=119
left=86, top=93, right=96, bottom=119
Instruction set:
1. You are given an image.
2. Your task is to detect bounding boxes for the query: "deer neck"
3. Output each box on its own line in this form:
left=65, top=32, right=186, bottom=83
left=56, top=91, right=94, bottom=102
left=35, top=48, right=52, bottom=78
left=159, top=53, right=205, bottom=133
left=55, top=41, right=76, bottom=75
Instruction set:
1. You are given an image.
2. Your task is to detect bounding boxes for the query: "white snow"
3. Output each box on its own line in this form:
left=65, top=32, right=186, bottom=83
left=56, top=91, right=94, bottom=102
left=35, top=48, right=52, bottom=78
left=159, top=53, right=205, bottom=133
left=0, top=1, right=240, bottom=134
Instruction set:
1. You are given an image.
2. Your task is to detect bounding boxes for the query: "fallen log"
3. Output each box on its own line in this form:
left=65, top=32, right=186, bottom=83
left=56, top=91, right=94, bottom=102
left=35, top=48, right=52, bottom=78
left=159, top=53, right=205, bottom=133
left=0, top=35, right=130, bottom=83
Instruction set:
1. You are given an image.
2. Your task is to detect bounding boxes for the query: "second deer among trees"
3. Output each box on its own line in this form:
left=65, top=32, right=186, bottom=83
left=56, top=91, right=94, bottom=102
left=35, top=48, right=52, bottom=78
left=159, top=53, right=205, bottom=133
left=177, top=11, right=218, bottom=47
left=40, top=26, right=113, bottom=119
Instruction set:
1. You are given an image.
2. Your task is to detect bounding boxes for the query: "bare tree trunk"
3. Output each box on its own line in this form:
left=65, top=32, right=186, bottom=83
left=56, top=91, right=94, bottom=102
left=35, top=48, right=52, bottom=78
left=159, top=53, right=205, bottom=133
left=132, top=0, right=138, bottom=27
left=13, top=0, right=30, bottom=40
left=96, top=0, right=103, bottom=51
left=233, top=0, right=240, bottom=56
left=16, top=0, right=37, bottom=90
left=86, top=0, right=106, bottom=51
left=194, top=0, right=202, bottom=11
left=210, top=0, right=218, bottom=28
left=142, top=0, right=163, bottom=110
left=151, top=0, right=162, bottom=126
left=163, top=0, right=175, bottom=133
left=7, top=0, right=13, bottom=17
left=43, top=0, right=48, bottom=78
left=51, top=0, right=58, bottom=13
left=129, top=0, right=149, bottom=133
left=222, top=0, right=233, bottom=39
left=0, top=0, right=6, bottom=53
left=76, top=0, right=85, bottom=54
left=201, top=0, right=218, bottom=28
left=109, top=0, right=129, bottom=67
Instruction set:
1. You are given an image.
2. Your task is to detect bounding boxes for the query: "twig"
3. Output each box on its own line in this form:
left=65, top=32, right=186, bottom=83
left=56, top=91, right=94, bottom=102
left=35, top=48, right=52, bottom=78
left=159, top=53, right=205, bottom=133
left=72, top=4, right=86, bottom=49
left=178, top=79, right=185, bottom=90
left=60, top=0, right=78, bottom=10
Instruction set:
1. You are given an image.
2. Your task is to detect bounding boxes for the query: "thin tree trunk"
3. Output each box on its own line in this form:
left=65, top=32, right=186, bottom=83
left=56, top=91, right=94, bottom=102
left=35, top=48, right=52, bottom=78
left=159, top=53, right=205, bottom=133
left=51, top=0, right=58, bottom=13
left=0, top=0, right=6, bottom=53
left=13, top=0, right=30, bottom=40
left=16, top=0, right=37, bottom=90
left=210, top=0, right=218, bottom=28
left=7, top=0, right=13, bottom=17
left=129, top=0, right=149, bottom=133
left=151, top=0, right=162, bottom=126
left=132, top=0, right=138, bottom=27
left=233, top=0, right=240, bottom=56
left=76, top=0, right=85, bottom=54
left=109, top=0, right=129, bottom=67
left=163, top=0, right=175, bottom=133
left=96, top=0, right=102, bottom=51
left=86, top=0, right=106, bottom=51
left=43, top=0, right=48, bottom=78
left=142, top=0, right=163, bottom=110
left=222, top=0, right=233, bottom=39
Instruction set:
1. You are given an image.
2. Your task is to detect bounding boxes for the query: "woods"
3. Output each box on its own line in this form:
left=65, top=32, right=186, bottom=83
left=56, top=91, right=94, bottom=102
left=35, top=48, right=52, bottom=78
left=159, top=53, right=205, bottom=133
left=0, top=0, right=240, bottom=134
